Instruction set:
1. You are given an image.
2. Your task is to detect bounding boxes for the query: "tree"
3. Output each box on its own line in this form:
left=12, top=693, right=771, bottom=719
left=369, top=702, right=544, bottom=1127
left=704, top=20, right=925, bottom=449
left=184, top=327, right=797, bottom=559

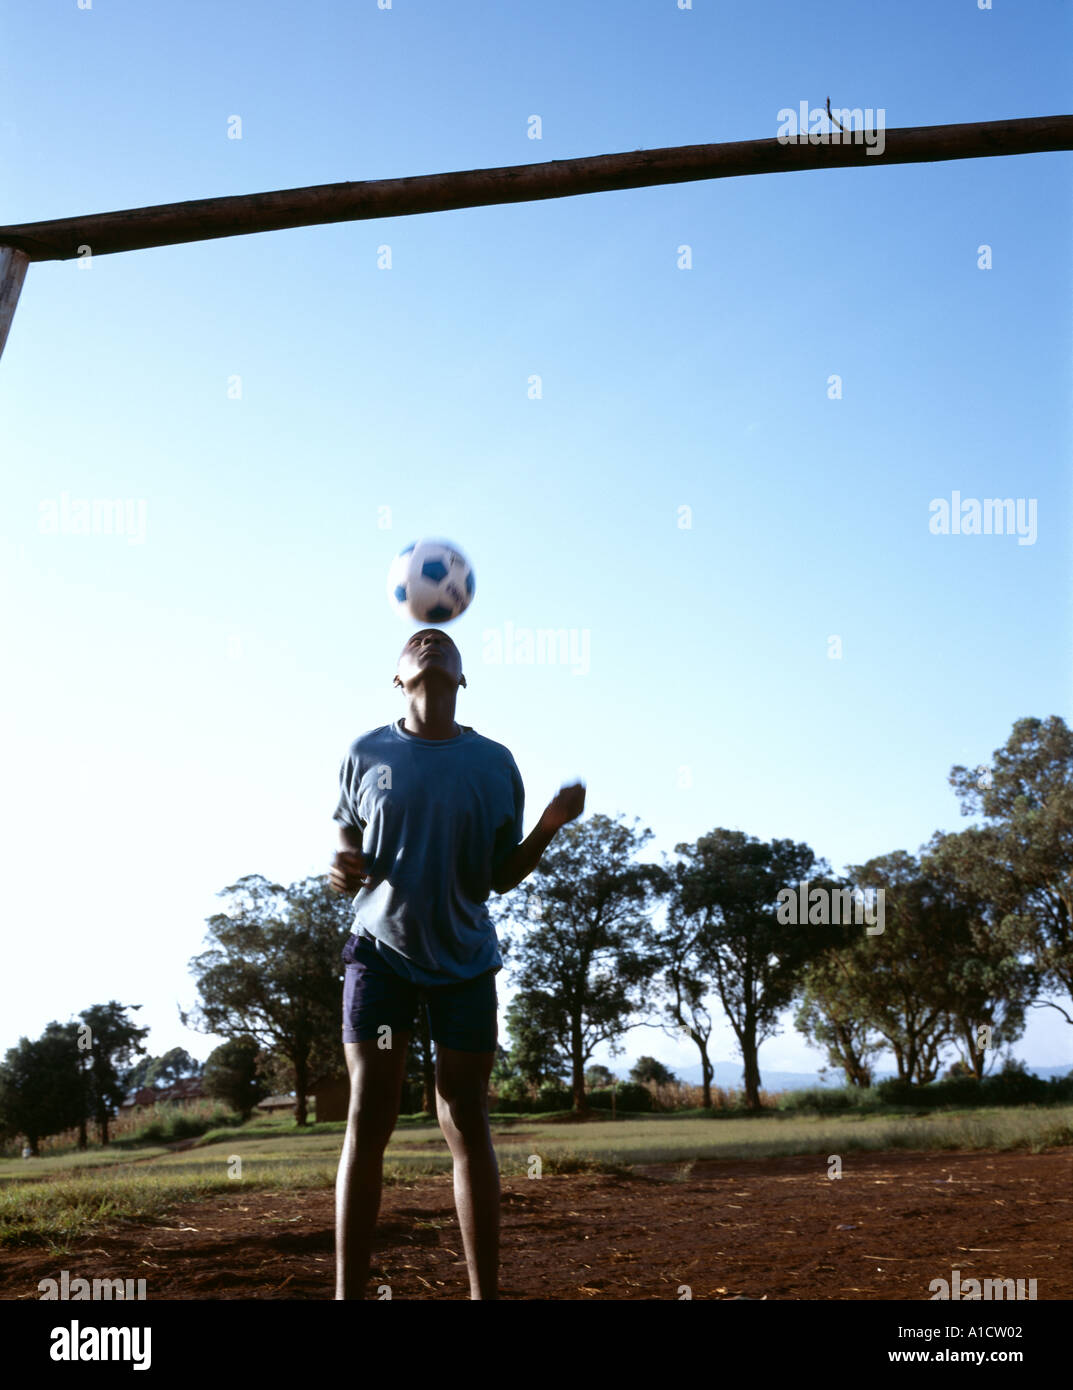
left=836, top=854, right=965, bottom=1086
left=183, top=874, right=350, bottom=1126
left=503, top=993, right=569, bottom=1090
left=919, top=842, right=1035, bottom=1077
left=489, top=1008, right=567, bottom=1110
left=795, top=848, right=1034, bottom=1086
left=80, top=1003, right=150, bottom=1145
left=939, top=716, right=1073, bottom=1025
left=146, top=1048, right=201, bottom=1089
left=397, top=1008, right=437, bottom=1115
left=794, top=948, right=885, bottom=1086
left=202, top=1037, right=269, bottom=1118
left=652, top=880, right=719, bottom=1107
left=0, top=1024, right=86, bottom=1155
left=489, top=1043, right=515, bottom=1085
left=585, top=1064, right=616, bottom=1089
left=629, top=1056, right=676, bottom=1085
left=253, top=1049, right=298, bottom=1097
left=675, top=830, right=844, bottom=1110
left=123, top=1055, right=158, bottom=1094
left=491, top=813, right=665, bottom=1112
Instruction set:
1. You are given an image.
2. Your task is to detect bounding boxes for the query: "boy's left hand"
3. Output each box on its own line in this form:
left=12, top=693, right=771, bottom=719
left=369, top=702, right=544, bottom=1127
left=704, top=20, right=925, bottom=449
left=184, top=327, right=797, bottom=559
left=540, top=781, right=586, bottom=833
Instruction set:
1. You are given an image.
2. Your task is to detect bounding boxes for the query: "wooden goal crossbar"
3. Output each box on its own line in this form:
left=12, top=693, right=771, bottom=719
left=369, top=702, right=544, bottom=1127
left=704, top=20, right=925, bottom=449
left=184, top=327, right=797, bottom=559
left=1, top=114, right=1069, bottom=357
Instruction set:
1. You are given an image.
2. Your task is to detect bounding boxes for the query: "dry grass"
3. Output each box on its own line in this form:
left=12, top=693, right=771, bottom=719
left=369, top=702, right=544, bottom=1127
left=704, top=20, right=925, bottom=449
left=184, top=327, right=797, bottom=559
left=487, top=1080, right=780, bottom=1114
left=9, top=1100, right=240, bottom=1159
left=2, top=1105, right=1068, bottom=1249
left=644, top=1081, right=779, bottom=1112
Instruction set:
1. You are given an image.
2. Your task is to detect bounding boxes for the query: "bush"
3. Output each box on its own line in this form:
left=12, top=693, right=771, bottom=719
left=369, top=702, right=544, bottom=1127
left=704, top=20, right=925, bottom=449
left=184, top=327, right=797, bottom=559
left=875, top=1077, right=917, bottom=1106
left=980, top=1068, right=1050, bottom=1106
left=112, top=1100, right=242, bottom=1146
left=201, top=1037, right=269, bottom=1118
left=876, top=1066, right=1065, bottom=1111
left=586, top=1083, right=652, bottom=1113
left=629, top=1056, right=676, bottom=1085
left=534, top=1084, right=573, bottom=1113
left=776, top=1086, right=859, bottom=1114
left=492, top=1077, right=536, bottom=1112
left=1048, top=1071, right=1073, bottom=1103
left=946, top=1075, right=994, bottom=1106
left=487, top=1079, right=572, bottom=1113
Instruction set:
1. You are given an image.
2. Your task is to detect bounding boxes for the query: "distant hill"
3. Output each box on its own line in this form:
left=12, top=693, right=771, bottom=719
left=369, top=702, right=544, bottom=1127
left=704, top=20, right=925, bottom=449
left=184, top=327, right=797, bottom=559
left=672, top=1062, right=842, bottom=1091
left=1014, top=1065, right=1073, bottom=1082
left=668, top=1061, right=1072, bottom=1091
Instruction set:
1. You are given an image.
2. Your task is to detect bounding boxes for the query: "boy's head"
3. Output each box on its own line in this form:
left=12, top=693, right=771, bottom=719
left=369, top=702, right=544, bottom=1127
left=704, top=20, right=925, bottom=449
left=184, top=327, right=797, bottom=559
left=393, top=628, right=467, bottom=693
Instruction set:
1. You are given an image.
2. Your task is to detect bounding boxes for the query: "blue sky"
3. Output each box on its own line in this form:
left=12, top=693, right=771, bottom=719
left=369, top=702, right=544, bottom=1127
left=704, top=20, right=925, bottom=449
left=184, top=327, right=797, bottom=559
left=1, top=0, right=1070, bottom=1085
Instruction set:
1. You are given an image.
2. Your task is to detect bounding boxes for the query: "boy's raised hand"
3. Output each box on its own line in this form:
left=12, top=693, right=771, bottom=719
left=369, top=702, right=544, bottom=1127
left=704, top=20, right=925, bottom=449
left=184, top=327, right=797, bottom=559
left=539, top=780, right=586, bottom=833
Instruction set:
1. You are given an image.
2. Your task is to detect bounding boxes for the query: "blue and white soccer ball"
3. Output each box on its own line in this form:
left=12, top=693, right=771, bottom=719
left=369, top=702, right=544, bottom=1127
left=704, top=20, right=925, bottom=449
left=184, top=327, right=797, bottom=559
left=386, top=538, right=475, bottom=624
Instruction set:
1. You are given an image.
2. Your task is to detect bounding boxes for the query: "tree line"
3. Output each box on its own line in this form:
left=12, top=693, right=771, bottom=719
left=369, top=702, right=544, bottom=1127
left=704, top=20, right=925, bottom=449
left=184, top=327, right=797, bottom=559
left=3, top=715, right=1069, bottom=1145
left=489, top=716, right=1070, bottom=1109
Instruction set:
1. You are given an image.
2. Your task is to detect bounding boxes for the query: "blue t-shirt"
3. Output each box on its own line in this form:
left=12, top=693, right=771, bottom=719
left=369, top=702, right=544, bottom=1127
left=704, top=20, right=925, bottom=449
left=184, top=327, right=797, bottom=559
left=333, top=718, right=525, bottom=984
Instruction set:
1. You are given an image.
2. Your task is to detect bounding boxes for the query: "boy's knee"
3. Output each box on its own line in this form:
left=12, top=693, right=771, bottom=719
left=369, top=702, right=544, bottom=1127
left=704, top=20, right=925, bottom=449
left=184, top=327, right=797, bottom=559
left=345, top=1105, right=396, bottom=1151
left=436, top=1089, right=488, bottom=1135
left=343, top=1047, right=407, bottom=1141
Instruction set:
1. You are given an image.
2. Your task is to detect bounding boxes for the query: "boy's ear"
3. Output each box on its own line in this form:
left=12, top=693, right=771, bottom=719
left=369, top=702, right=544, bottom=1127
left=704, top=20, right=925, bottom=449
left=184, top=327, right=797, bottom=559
left=460, top=674, right=467, bottom=688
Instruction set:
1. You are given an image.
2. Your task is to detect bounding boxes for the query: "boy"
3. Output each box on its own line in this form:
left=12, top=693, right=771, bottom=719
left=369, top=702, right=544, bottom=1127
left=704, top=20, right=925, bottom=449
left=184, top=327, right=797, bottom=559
left=330, top=627, right=584, bottom=1299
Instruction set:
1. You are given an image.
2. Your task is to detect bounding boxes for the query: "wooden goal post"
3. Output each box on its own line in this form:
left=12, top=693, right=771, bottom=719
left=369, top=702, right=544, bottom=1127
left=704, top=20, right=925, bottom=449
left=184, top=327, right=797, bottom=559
left=1, top=114, right=1069, bottom=359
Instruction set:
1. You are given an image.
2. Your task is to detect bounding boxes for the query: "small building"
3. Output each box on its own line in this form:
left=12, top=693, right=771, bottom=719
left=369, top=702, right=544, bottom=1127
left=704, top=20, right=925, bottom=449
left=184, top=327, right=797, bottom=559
left=160, top=1078, right=204, bottom=1104
left=255, top=1093, right=301, bottom=1113
left=119, top=1078, right=205, bottom=1111
left=119, top=1087, right=159, bottom=1112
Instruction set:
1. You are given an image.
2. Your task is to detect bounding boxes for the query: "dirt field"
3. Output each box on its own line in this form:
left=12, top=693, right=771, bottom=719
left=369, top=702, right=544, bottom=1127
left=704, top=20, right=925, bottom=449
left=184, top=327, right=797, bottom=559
left=2, top=1147, right=1069, bottom=1300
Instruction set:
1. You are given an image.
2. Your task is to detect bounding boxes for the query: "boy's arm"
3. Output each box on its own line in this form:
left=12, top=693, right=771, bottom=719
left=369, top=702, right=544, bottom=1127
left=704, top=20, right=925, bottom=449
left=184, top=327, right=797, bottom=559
left=491, top=781, right=585, bottom=894
left=330, top=823, right=369, bottom=894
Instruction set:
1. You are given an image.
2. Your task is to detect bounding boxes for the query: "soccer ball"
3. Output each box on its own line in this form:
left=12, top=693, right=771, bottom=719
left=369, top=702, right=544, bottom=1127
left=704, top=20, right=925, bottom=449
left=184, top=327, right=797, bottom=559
left=386, top=538, right=475, bottom=624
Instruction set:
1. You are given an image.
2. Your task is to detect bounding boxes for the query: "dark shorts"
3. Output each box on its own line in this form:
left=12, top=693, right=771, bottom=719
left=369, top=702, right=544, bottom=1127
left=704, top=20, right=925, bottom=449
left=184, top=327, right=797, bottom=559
left=341, top=933, right=498, bottom=1053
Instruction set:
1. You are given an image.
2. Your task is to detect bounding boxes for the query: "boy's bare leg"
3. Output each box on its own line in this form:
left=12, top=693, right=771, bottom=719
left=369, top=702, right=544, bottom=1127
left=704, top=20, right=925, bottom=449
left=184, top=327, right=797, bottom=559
left=335, top=1032, right=411, bottom=1300
left=435, top=1045, right=499, bottom=1300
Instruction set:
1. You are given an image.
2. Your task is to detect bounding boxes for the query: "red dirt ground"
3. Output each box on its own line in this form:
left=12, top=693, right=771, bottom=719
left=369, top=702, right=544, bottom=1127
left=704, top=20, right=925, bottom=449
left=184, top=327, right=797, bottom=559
left=2, top=1148, right=1069, bottom=1300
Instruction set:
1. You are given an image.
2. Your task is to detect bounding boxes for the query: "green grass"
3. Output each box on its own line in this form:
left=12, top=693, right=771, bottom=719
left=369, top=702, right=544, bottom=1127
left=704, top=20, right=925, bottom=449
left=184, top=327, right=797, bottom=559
left=481, top=1106, right=1073, bottom=1167
left=2, top=1104, right=1068, bottom=1250
left=0, top=1146, right=172, bottom=1183
left=0, top=1168, right=329, bottom=1254
left=109, top=1101, right=243, bottom=1148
